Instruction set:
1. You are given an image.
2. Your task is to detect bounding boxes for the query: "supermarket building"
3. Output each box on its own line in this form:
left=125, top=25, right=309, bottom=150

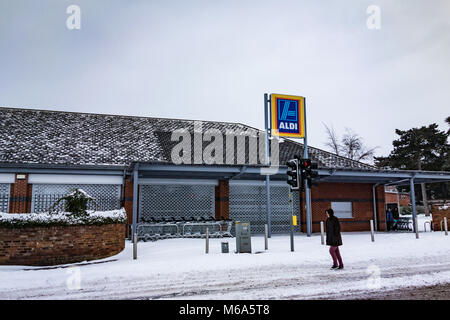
left=1, top=107, right=449, bottom=235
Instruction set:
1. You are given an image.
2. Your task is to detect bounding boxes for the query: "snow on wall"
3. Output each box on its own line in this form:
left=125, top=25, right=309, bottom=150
left=0, top=208, right=127, bottom=225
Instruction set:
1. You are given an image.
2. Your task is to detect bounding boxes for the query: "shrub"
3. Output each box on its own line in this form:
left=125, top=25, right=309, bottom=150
left=0, top=189, right=127, bottom=229
left=50, top=188, right=96, bottom=217
left=400, top=205, right=412, bottom=215
left=0, top=209, right=127, bottom=229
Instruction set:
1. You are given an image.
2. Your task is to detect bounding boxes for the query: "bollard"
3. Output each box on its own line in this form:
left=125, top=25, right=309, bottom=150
left=320, top=221, right=325, bottom=245
left=221, top=241, right=229, bottom=253
left=264, top=224, right=268, bottom=250
left=415, top=217, right=419, bottom=239
left=445, top=217, right=448, bottom=236
left=424, top=221, right=430, bottom=232
left=370, top=220, right=375, bottom=242
left=133, top=232, right=137, bottom=260
left=205, top=227, right=209, bottom=254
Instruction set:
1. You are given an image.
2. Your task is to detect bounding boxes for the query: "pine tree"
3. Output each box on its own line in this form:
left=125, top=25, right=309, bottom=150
left=375, top=122, right=449, bottom=214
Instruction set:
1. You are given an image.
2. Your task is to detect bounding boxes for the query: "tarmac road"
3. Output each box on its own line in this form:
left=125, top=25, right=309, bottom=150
left=344, top=283, right=450, bottom=300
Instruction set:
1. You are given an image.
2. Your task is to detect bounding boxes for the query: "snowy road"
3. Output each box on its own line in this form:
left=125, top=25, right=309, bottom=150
left=1, top=226, right=450, bottom=299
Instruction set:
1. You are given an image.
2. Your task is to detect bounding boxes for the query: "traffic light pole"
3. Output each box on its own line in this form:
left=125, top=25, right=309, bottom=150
left=303, top=98, right=312, bottom=237
left=289, top=191, right=294, bottom=252
left=305, top=183, right=312, bottom=236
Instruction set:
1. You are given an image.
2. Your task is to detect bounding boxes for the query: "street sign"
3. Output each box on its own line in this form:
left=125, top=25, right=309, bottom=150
left=270, top=94, right=305, bottom=138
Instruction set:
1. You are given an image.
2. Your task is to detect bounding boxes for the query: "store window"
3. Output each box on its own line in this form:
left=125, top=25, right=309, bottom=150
left=331, top=202, right=353, bottom=218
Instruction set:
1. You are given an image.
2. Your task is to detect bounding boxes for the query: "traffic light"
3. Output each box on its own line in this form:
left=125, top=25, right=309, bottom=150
left=286, top=158, right=300, bottom=191
left=300, top=158, right=319, bottom=188
left=298, top=159, right=307, bottom=189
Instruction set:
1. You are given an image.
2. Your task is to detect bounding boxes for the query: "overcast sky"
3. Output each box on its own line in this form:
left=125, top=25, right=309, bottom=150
left=1, top=0, right=449, bottom=161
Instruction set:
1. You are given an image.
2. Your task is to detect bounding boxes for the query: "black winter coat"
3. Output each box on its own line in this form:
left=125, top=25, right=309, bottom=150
left=326, top=216, right=343, bottom=246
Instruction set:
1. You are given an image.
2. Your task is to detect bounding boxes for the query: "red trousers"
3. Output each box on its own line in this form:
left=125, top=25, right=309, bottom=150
left=329, top=246, right=343, bottom=267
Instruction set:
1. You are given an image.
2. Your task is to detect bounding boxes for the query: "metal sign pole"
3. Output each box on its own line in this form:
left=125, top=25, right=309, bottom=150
left=269, top=93, right=309, bottom=236
left=264, top=93, right=272, bottom=238
left=303, top=98, right=312, bottom=237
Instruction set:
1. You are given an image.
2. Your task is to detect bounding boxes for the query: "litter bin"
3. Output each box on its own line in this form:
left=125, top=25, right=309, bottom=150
left=221, top=242, right=229, bottom=253
left=235, top=221, right=251, bottom=253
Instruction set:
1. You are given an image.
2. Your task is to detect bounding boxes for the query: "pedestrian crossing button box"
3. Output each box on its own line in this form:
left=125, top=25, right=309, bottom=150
left=235, top=221, right=252, bottom=253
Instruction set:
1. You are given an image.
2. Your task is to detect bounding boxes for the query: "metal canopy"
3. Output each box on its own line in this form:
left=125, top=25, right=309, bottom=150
left=2, top=162, right=449, bottom=185
left=135, top=163, right=450, bottom=236
left=137, top=163, right=286, bottom=181
left=317, top=168, right=450, bottom=185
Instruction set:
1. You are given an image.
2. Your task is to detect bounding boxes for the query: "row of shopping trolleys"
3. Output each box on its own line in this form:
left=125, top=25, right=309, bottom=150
left=137, top=216, right=233, bottom=241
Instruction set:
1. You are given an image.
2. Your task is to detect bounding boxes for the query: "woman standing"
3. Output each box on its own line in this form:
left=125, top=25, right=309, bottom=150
left=325, top=208, right=344, bottom=270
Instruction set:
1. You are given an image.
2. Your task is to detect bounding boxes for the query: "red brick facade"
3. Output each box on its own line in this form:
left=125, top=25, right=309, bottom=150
left=5, top=174, right=386, bottom=234
left=123, top=177, right=134, bottom=225
left=0, top=224, right=125, bottom=266
left=215, top=180, right=230, bottom=220
left=385, top=190, right=410, bottom=207
left=431, top=205, right=450, bottom=231
left=298, top=183, right=386, bottom=232
left=398, top=193, right=410, bottom=206
left=9, top=173, right=31, bottom=213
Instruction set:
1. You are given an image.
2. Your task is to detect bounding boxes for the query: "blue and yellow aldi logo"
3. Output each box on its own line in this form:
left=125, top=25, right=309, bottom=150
left=271, top=94, right=305, bottom=138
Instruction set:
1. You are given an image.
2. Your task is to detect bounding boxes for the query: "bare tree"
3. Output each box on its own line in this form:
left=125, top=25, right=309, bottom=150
left=323, top=123, right=341, bottom=156
left=323, top=124, right=378, bottom=163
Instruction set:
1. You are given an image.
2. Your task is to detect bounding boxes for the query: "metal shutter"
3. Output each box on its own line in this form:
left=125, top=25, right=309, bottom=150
left=31, top=184, right=121, bottom=213
left=229, top=182, right=300, bottom=234
left=139, top=183, right=215, bottom=222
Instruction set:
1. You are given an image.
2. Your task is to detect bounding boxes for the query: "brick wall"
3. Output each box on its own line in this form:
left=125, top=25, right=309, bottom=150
left=431, top=205, right=450, bottom=231
left=385, top=191, right=410, bottom=207
left=0, top=224, right=125, bottom=266
left=398, top=193, right=410, bottom=207
left=375, top=185, right=387, bottom=231
left=9, top=173, right=31, bottom=213
left=299, top=182, right=386, bottom=232
left=385, top=192, right=399, bottom=204
left=215, top=180, right=229, bottom=220
left=123, top=177, right=134, bottom=225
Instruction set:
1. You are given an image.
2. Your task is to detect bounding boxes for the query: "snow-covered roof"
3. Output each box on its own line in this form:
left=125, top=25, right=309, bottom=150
left=0, top=107, right=376, bottom=170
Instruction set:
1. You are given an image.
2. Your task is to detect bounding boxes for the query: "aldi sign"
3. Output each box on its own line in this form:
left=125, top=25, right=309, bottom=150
left=270, top=94, right=305, bottom=138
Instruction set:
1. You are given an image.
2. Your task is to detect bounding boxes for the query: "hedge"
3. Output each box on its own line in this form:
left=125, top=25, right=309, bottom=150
left=0, top=209, right=127, bottom=229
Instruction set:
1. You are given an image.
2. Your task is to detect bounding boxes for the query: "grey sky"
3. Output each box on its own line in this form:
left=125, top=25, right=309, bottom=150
left=1, top=0, right=449, bottom=161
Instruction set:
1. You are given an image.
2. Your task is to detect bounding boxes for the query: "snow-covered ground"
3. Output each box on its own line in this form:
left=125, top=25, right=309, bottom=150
left=1, top=215, right=449, bottom=300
